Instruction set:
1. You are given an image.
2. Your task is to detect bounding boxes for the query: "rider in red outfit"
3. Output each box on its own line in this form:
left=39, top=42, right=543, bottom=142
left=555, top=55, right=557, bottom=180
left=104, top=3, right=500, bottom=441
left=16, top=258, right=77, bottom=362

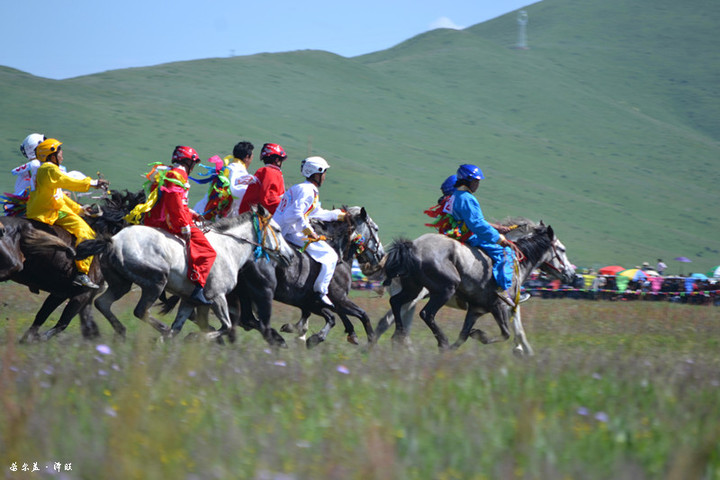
left=143, top=146, right=216, bottom=305
left=237, top=143, right=287, bottom=215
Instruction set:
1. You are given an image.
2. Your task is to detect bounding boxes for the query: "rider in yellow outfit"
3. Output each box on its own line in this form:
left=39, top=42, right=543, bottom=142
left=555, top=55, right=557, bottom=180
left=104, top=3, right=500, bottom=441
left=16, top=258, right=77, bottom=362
left=26, top=138, right=109, bottom=288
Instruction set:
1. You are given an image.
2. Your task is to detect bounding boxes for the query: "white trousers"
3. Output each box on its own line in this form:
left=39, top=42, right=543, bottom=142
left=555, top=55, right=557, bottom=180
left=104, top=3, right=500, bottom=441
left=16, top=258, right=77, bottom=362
left=286, top=234, right=338, bottom=295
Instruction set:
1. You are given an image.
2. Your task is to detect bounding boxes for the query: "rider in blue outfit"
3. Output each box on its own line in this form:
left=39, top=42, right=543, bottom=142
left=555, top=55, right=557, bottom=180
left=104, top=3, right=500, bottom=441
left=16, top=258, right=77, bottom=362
left=447, top=164, right=516, bottom=293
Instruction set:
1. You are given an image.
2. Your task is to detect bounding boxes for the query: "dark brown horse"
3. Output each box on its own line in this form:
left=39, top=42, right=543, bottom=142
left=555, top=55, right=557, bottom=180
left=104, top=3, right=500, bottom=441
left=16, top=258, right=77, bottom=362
left=0, top=190, right=144, bottom=342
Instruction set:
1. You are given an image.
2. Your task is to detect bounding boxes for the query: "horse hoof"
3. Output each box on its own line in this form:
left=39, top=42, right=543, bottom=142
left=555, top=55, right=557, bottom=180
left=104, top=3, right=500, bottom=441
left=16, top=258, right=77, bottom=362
left=346, top=333, right=359, bottom=345
left=280, top=323, right=294, bottom=333
left=306, top=334, right=323, bottom=349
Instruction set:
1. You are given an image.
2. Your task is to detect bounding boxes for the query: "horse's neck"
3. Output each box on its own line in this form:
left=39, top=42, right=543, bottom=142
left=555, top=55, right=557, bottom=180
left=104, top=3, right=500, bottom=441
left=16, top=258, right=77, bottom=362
left=515, top=237, right=551, bottom=284
left=315, top=220, right=351, bottom=262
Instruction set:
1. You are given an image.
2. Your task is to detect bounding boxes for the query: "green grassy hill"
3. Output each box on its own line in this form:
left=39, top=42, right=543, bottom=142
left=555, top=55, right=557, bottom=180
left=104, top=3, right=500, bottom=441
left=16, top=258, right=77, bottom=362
left=1, top=0, right=718, bottom=273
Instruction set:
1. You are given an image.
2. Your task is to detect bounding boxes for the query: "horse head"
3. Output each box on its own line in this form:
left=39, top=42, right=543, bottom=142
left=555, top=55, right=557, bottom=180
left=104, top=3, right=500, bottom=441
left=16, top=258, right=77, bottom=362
left=535, top=222, right=575, bottom=284
left=346, top=206, right=385, bottom=267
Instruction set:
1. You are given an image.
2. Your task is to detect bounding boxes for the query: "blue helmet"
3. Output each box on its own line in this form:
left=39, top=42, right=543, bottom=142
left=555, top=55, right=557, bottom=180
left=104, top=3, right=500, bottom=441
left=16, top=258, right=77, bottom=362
left=440, top=175, right=457, bottom=195
left=456, top=164, right=484, bottom=181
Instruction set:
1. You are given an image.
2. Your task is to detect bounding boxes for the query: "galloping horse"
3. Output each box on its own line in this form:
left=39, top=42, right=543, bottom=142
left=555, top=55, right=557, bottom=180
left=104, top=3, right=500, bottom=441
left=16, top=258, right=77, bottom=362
left=238, top=206, right=384, bottom=348
left=77, top=210, right=294, bottom=341
left=380, top=221, right=575, bottom=355
left=0, top=190, right=145, bottom=342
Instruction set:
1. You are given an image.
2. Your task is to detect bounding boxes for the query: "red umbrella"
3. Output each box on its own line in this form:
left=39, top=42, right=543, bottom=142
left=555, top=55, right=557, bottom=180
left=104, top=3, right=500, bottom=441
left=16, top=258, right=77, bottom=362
left=598, top=265, right=625, bottom=275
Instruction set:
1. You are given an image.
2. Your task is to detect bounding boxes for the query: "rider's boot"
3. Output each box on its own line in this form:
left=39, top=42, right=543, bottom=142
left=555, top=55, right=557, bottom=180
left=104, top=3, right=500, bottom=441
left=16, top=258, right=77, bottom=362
left=315, top=292, right=334, bottom=308
left=189, top=285, right=213, bottom=305
left=73, top=273, right=100, bottom=289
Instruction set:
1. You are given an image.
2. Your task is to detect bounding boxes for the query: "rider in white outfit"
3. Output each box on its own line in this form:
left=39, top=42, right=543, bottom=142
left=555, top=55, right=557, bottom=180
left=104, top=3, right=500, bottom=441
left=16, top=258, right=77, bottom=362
left=272, top=156, right=346, bottom=307
left=11, top=133, right=46, bottom=196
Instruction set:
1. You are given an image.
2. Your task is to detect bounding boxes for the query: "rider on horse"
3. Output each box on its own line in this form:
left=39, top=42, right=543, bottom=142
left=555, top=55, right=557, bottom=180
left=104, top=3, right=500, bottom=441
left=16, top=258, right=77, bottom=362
left=192, top=141, right=255, bottom=220
left=12, top=133, right=46, bottom=197
left=143, top=146, right=217, bottom=305
left=272, top=156, right=346, bottom=307
left=25, top=138, right=109, bottom=288
left=443, top=164, right=528, bottom=303
left=237, top=143, right=287, bottom=215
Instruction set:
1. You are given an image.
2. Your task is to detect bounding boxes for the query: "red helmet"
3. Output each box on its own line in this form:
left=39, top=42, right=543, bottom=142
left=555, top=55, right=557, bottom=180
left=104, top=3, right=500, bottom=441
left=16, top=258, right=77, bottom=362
left=260, top=143, right=287, bottom=162
left=172, top=145, right=200, bottom=164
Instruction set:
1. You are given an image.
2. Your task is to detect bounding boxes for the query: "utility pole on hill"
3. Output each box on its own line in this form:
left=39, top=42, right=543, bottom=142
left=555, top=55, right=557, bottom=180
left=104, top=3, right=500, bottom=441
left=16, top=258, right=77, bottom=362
left=516, top=10, right=529, bottom=50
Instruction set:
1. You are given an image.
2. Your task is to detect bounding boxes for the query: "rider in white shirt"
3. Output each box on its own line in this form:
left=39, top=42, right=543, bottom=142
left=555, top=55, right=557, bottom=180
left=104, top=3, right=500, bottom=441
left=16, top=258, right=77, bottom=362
left=272, top=156, right=346, bottom=307
left=11, top=133, right=46, bottom=196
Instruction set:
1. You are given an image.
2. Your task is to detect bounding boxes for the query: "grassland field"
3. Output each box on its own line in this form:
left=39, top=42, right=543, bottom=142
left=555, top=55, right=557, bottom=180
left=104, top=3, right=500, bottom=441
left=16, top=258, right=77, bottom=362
left=1, top=281, right=719, bottom=479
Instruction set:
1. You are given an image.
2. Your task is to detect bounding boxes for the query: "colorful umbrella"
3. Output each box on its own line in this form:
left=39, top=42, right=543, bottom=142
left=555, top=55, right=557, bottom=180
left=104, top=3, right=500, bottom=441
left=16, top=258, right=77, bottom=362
left=618, top=269, right=648, bottom=281
left=707, top=266, right=720, bottom=278
left=598, top=265, right=625, bottom=275
left=691, top=273, right=709, bottom=281
left=674, top=256, right=692, bottom=263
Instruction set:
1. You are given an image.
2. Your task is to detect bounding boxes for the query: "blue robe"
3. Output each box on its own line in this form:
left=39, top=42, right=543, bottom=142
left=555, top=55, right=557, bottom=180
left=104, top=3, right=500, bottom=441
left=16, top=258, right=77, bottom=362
left=451, top=189, right=514, bottom=290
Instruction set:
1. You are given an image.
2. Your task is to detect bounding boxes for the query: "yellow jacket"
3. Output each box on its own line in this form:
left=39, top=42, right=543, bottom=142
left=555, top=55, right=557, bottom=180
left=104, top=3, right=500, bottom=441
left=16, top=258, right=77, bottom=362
left=26, top=162, right=92, bottom=224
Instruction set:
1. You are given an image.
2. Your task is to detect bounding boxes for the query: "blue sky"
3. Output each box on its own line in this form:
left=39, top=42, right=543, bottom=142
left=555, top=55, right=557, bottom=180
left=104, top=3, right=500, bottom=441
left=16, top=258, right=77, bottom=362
left=3, top=0, right=536, bottom=80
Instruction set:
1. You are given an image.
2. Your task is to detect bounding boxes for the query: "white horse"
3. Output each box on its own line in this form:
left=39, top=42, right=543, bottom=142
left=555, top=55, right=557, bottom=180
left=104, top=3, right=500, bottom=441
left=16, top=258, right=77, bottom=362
left=76, top=211, right=293, bottom=341
left=377, top=221, right=575, bottom=356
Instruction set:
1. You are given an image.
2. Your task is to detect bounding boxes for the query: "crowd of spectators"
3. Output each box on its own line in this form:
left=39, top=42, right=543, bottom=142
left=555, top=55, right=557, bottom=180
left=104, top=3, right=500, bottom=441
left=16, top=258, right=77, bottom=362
left=525, top=266, right=720, bottom=306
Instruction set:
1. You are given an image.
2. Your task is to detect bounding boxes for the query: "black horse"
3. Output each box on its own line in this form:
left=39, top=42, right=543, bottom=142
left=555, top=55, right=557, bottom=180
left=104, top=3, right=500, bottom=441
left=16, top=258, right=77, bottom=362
left=234, top=206, right=384, bottom=348
left=0, top=190, right=145, bottom=342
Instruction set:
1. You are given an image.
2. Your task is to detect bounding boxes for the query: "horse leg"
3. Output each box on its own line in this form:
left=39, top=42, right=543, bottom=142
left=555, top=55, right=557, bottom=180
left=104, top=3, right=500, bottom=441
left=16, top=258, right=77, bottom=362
left=281, top=310, right=311, bottom=342
left=450, top=308, right=483, bottom=350
left=305, top=308, right=335, bottom=349
left=209, top=296, right=236, bottom=343
left=43, top=296, right=94, bottom=341
left=472, top=302, right=512, bottom=346
left=389, top=284, right=424, bottom=349
left=250, top=291, right=287, bottom=348
left=335, top=298, right=374, bottom=345
left=94, top=272, right=133, bottom=338
left=19, top=294, right=65, bottom=343
left=509, top=307, right=534, bottom=357
left=418, top=291, right=453, bottom=351
left=375, top=286, right=425, bottom=339
left=78, top=303, right=101, bottom=339
left=131, top=285, right=170, bottom=335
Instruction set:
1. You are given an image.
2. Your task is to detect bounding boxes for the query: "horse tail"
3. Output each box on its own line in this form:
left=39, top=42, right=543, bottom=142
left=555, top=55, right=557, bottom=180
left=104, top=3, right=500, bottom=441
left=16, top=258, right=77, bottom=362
left=383, top=238, right=420, bottom=285
left=157, top=292, right=181, bottom=315
left=75, top=237, right=112, bottom=260
left=21, top=227, right=76, bottom=258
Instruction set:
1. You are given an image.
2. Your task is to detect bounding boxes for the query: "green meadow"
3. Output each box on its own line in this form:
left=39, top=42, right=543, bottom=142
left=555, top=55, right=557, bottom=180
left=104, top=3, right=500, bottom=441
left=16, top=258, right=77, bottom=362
left=1, top=282, right=719, bottom=479
left=1, top=0, right=719, bottom=272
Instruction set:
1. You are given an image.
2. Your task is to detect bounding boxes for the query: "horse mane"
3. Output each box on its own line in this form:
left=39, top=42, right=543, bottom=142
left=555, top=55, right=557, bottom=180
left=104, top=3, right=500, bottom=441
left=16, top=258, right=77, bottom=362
left=91, top=189, right=147, bottom=235
left=513, top=223, right=553, bottom=266
left=20, top=223, right=76, bottom=258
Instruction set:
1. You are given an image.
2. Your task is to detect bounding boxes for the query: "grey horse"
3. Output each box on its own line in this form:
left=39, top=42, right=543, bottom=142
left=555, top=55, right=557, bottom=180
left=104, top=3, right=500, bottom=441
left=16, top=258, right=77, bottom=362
left=76, top=210, right=293, bottom=341
left=378, top=221, right=575, bottom=355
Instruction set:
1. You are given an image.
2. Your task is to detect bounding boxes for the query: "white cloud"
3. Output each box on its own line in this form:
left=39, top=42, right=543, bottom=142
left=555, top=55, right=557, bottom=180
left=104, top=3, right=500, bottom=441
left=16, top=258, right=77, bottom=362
left=429, top=16, right=464, bottom=30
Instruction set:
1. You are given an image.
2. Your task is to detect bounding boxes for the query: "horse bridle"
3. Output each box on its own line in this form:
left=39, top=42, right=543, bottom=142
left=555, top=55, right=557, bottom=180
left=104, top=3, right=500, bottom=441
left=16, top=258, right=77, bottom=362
left=541, top=239, right=569, bottom=277
left=348, top=218, right=382, bottom=265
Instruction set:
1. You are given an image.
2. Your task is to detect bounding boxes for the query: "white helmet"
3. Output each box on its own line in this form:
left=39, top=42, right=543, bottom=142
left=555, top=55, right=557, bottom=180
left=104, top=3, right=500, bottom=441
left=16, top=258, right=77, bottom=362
left=301, top=156, right=330, bottom=178
left=20, top=133, right=46, bottom=159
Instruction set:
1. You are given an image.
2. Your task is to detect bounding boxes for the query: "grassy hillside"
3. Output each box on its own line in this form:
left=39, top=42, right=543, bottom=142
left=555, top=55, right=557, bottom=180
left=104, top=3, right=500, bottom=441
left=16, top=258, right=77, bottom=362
left=1, top=0, right=718, bottom=272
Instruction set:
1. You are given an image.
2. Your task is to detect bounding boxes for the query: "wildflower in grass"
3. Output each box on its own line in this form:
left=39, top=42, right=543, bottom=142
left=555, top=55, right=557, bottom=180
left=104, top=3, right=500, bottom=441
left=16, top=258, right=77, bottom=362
left=44, top=367, right=53, bottom=375
left=336, top=365, right=350, bottom=374
left=105, top=406, right=117, bottom=417
left=188, top=370, right=197, bottom=377
left=96, top=344, right=112, bottom=355
left=98, top=369, right=108, bottom=376
left=577, top=407, right=589, bottom=416
left=594, top=412, right=609, bottom=422
left=274, top=360, right=287, bottom=367
left=592, top=372, right=602, bottom=380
